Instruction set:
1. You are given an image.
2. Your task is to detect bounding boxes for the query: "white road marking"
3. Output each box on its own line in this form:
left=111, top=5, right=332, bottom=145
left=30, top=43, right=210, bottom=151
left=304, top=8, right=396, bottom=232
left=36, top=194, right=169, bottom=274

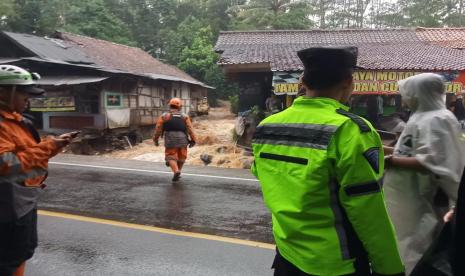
left=49, top=161, right=259, bottom=182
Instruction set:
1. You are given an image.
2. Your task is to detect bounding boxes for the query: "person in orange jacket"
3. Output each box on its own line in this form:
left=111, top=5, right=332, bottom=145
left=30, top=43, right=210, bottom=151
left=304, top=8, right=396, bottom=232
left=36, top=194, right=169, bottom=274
left=0, top=65, right=77, bottom=276
left=153, top=98, right=196, bottom=182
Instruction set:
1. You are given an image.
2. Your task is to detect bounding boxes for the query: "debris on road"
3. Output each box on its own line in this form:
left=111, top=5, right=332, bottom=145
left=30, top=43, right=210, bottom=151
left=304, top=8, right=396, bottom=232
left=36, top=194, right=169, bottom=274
left=102, top=102, right=254, bottom=169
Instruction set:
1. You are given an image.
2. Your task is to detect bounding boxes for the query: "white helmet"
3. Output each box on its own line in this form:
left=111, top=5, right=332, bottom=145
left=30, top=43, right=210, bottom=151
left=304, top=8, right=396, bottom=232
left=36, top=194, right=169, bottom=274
left=0, top=65, right=40, bottom=85
left=0, top=65, right=43, bottom=95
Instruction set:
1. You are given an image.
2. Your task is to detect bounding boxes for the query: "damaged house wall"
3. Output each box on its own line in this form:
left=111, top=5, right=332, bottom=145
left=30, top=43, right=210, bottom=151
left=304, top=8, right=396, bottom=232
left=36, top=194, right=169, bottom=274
left=0, top=30, right=213, bottom=153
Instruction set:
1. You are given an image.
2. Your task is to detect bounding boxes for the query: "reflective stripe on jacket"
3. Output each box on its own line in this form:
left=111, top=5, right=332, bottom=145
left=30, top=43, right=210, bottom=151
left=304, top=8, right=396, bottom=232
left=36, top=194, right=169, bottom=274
left=252, top=97, right=404, bottom=276
left=0, top=109, right=60, bottom=219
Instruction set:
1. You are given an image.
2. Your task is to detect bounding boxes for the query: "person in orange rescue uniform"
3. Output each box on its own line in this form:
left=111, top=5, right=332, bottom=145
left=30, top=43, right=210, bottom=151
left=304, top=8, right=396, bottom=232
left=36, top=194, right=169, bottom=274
left=0, top=65, right=77, bottom=276
left=153, top=98, right=197, bottom=182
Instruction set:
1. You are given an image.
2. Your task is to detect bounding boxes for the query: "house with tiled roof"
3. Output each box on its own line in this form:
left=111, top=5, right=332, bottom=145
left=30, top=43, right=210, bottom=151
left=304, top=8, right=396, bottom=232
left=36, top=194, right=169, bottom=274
left=0, top=31, right=211, bottom=141
left=215, top=28, right=465, bottom=113
left=55, top=32, right=208, bottom=88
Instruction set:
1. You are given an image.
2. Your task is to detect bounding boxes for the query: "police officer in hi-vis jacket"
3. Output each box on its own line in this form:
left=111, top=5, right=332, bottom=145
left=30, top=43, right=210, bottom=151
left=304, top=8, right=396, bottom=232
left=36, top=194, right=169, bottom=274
left=251, top=47, right=405, bottom=276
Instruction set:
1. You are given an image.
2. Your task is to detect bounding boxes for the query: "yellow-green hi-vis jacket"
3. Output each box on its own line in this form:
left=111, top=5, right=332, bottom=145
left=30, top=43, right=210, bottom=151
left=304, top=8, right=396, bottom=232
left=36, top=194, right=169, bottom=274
left=252, top=97, right=405, bottom=276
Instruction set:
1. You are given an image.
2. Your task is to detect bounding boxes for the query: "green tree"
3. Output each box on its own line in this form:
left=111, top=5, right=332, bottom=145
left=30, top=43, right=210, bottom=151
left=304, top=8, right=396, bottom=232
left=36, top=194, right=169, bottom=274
left=0, top=0, right=16, bottom=29
left=5, top=0, right=44, bottom=33
left=307, top=0, right=332, bottom=28
left=229, top=0, right=313, bottom=30
left=160, top=16, right=209, bottom=64
left=203, top=64, right=239, bottom=106
left=368, top=1, right=408, bottom=27
left=178, top=26, right=238, bottom=106
left=178, top=27, right=217, bottom=80
left=442, top=0, right=465, bottom=26
left=205, top=0, right=235, bottom=36
left=126, top=0, right=177, bottom=52
left=156, top=0, right=236, bottom=62
left=396, top=0, right=445, bottom=27
left=2, top=0, right=133, bottom=45
left=63, top=0, right=134, bottom=45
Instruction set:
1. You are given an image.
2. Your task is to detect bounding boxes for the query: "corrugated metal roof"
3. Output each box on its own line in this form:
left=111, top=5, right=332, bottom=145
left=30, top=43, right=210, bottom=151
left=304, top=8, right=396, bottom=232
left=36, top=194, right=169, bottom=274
left=0, top=58, right=22, bottom=64
left=36, top=76, right=108, bottom=86
left=3, top=32, right=95, bottom=65
left=1, top=56, right=215, bottom=89
left=143, top=73, right=214, bottom=89
left=1, top=31, right=212, bottom=89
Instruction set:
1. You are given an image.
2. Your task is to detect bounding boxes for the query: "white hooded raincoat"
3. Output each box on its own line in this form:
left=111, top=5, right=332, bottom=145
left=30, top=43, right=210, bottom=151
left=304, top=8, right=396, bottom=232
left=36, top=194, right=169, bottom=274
left=384, top=73, right=465, bottom=274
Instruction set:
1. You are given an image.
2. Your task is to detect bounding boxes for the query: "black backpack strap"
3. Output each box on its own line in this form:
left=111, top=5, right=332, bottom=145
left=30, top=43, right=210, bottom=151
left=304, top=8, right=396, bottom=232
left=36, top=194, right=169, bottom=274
left=21, top=116, right=41, bottom=144
left=336, top=109, right=371, bottom=133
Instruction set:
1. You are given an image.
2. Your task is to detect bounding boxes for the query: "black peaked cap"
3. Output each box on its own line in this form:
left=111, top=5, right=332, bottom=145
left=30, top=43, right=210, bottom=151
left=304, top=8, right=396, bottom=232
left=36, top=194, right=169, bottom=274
left=297, top=46, right=358, bottom=71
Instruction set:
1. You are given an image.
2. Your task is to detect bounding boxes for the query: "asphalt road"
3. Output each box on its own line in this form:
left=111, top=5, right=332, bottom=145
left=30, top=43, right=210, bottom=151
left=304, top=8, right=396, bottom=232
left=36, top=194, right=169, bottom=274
left=28, top=213, right=274, bottom=276
left=27, top=155, right=275, bottom=275
left=40, top=155, right=273, bottom=243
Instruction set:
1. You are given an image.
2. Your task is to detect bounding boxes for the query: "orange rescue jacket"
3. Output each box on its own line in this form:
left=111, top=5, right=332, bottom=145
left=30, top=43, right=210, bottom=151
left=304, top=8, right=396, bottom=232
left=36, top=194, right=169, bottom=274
left=0, top=109, right=60, bottom=187
left=153, top=111, right=197, bottom=143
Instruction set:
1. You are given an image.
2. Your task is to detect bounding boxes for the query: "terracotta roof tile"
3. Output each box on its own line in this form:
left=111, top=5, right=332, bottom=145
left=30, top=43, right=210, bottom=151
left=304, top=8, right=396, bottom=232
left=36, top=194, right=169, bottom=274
left=215, top=29, right=465, bottom=71
left=57, top=32, right=201, bottom=84
left=416, top=27, right=465, bottom=49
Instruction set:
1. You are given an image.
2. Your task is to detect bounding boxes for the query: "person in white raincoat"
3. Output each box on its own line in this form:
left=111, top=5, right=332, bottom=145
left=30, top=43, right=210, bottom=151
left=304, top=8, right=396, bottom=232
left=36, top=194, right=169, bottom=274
left=383, top=73, right=465, bottom=274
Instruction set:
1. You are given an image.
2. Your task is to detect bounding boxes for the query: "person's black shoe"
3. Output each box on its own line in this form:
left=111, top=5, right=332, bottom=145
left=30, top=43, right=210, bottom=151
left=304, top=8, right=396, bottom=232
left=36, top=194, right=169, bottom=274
left=172, top=172, right=181, bottom=182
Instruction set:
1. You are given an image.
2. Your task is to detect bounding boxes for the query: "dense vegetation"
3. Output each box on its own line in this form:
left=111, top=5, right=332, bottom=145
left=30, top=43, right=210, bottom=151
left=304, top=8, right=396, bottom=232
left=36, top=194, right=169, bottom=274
left=2, top=0, right=465, bottom=105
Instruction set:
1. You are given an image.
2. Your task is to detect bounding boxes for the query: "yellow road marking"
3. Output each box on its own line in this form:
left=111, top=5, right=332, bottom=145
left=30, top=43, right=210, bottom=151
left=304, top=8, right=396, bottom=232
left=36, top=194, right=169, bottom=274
left=38, top=210, right=275, bottom=250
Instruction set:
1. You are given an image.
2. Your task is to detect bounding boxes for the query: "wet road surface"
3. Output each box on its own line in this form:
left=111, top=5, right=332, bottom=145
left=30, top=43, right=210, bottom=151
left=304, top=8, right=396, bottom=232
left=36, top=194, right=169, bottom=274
left=28, top=213, right=275, bottom=276
left=41, top=155, right=273, bottom=243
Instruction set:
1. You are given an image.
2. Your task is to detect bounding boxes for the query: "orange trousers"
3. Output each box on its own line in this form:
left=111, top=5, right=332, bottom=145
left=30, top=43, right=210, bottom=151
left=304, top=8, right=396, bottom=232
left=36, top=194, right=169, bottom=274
left=165, top=147, right=187, bottom=163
